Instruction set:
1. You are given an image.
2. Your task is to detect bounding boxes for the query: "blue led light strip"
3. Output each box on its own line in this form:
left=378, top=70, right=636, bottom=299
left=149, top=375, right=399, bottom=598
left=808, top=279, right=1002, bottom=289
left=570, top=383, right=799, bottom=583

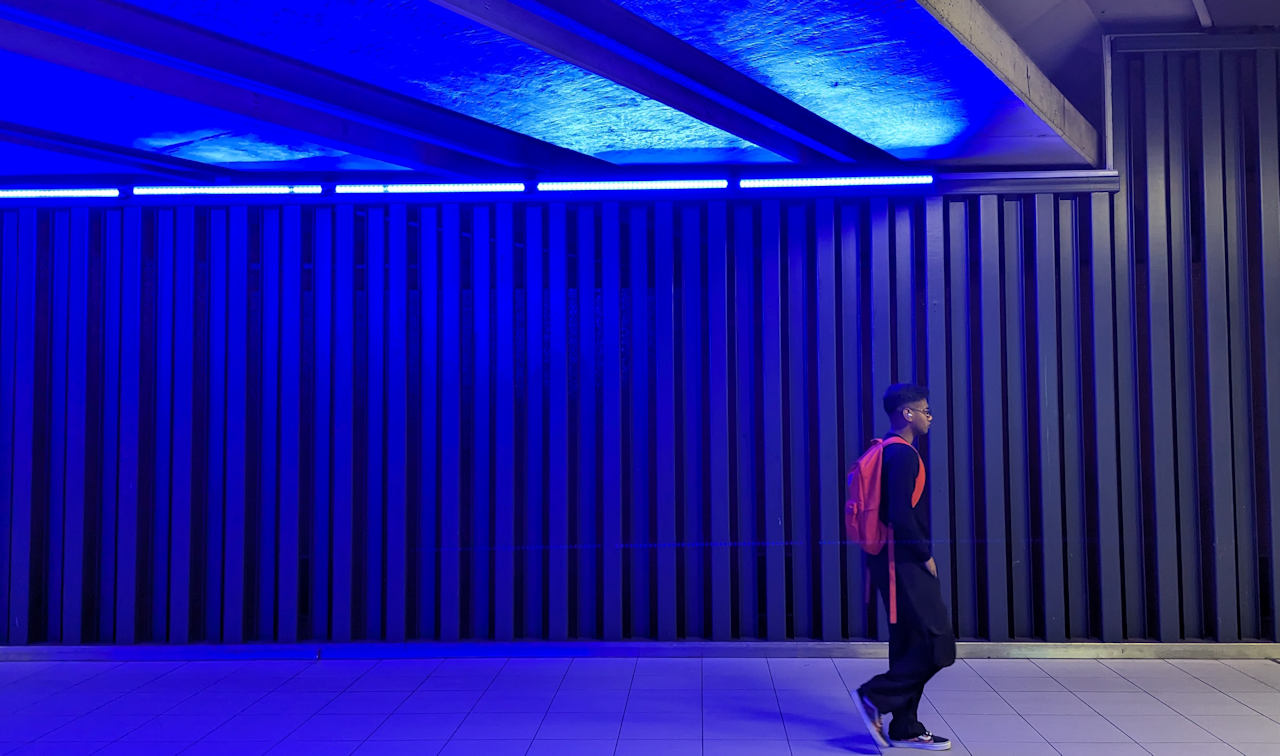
left=334, top=183, right=526, bottom=194
left=0, top=188, right=119, bottom=199
left=739, top=175, right=934, bottom=189
left=537, top=179, right=729, bottom=192
left=132, top=185, right=324, bottom=196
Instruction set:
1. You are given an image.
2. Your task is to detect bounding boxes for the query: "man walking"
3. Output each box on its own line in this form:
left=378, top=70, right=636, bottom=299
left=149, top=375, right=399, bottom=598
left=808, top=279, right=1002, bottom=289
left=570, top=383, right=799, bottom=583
left=854, top=383, right=955, bottom=750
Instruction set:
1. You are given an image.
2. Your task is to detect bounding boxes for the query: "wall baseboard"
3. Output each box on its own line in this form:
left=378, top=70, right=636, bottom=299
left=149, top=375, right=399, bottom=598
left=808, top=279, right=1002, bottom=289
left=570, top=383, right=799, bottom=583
left=1, top=641, right=1276, bottom=662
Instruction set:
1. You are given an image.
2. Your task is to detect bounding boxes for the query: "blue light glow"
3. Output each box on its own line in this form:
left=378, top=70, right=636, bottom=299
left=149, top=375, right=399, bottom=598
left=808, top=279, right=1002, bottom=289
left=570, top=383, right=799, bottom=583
left=334, top=183, right=525, bottom=194
left=0, top=188, right=119, bottom=199
left=740, top=175, right=934, bottom=189
left=538, top=179, right=728, bottom=192
left=133, top=185, right=323, bottom=196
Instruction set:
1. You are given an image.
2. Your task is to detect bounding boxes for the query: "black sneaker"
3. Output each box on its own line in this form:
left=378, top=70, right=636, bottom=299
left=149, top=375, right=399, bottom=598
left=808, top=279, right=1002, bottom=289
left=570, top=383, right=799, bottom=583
left=854, top=692, right=888, bottom=749
left=889, top=730, right=952, bottom=750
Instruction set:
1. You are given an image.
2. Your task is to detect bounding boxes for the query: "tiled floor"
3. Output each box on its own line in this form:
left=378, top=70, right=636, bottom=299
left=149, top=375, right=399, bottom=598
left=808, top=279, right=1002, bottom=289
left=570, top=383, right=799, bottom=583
left=3, top=655, right=1280, bottom=754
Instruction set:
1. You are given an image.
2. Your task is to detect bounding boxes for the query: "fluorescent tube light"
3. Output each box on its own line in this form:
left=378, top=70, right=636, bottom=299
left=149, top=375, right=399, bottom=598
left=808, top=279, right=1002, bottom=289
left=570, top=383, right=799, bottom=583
left=133, top=185, right=323, bottom=196
left=739, top=175, right=934, bottom=189
left=334, top=183, right=525, bottom=194
left=0, top=188, right=119, bottom=199
left=537, top=179, right=728, bottom=192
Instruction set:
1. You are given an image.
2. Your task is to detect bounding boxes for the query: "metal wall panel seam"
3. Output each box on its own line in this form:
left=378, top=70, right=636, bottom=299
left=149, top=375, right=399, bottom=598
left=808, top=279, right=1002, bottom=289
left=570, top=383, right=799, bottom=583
left=1088, top=193, right=1124, bottom=642
left=417, top=206, right=440, bottom=640
left=977, top=195, right=1010, bottom=641
left=49, top=210, right=70, bottom=642
left=732, top=203, right=758, bottom=639
left=63, top=207, right=91, bottom=644
left=439, top=204, right=462, bottom=642
left=222, top=205, right=248, bottom=644
left=1255, top=49, right=1280, bottom=640
left=679, top=205, right=704, bottom=639
left=576, top=206, right=599, bottom=639
left=601, top=202, right=624, bottom=641
left=386, top=203, right=409, bottom=642
left=331, top=204, right=355, bottom=642
left=1222, top=54, right=1259, bottom=638
left=547, top=202, right=570, bottom=641
left=169, top=206, right=194, bottom=643
left=493, top=203, right=516, bottom=642
left=151, top=209, right=173, bottom=643
left=923, top=197, right=955, bottom=624
left=653, top=201, right=677, bottom=641
left=709, top=201, right=732, bottom=640
left=1166, top=58, right=1203, bottom=640
left=761, top=200, right=787, bottom=641
left=278, top=204, right=301, bottom=642
left=785, top=203, right=812, bottom=639
left=471, top=205, right=493, bottom=640
left=258, top=208, right=280, bottom=641
left=816, top=198, right=843, bottom=640
left=1057, top=198, right=1089, bottom=640
left=102, top=209, right=122, bottom=643
left=524, top=205, right=546, bottom=640
left=947, top=200, right=976, bottom=639
left=310, top=207, right=333, bottom=640
left=630, top=205, right=652, bottom=639
left=1003, top=199, right=1033, bottom=638
left=364, top=206, right=386, bottom=640
left=839, top=202, right=868, bottom=639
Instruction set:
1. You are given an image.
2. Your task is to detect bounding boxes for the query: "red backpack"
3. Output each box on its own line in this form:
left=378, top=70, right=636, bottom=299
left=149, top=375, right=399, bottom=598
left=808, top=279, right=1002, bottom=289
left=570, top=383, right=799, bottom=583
left=844, top=435, right=925, bottom=622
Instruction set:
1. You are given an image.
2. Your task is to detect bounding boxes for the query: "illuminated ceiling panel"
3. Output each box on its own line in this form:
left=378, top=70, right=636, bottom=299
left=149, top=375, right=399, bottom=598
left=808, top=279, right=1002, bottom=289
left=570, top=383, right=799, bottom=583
left=127, top=0, right=783, bottom=164
left=0, top=50, right=406, bottom=172
left=614, top=0, right=1056, bottom=161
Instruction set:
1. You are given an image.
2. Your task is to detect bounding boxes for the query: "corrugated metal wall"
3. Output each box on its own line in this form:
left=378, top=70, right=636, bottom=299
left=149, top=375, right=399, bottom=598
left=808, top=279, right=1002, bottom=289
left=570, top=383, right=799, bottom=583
left=0, top=185, right=1246, bottom=647
left=0, top=37, right=1277, bottom=646
left=1109, top=38, right=1280, bottom=642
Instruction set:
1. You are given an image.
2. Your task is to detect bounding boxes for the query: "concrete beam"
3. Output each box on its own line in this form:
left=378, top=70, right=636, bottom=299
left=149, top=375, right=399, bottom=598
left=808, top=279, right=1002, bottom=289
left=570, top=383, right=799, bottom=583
left=916, top=0, right=1101, bottom=166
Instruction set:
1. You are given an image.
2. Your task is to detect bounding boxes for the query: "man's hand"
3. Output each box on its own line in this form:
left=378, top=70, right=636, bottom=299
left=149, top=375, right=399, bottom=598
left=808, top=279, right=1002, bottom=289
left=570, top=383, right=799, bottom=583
left=925, top=557, right=937, bottom=578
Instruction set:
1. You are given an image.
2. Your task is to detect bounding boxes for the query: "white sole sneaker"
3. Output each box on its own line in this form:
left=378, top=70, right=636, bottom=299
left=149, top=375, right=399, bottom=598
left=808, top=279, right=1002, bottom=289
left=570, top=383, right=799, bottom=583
left=854, top=692, right=889, bottom=749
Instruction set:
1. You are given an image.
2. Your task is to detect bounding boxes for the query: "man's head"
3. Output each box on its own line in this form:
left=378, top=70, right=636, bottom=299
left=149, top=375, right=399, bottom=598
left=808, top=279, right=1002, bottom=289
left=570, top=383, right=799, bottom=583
left=883, top=383, right=932, bottom=436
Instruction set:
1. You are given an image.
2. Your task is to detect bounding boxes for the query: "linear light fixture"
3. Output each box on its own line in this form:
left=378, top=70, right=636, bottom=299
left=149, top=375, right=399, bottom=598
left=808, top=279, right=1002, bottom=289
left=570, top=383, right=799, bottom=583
left=132, top=185, right=324, bottom=196
left=739, top=175, right=934, bottom=189
left=334, top=182, right=526, bottom=194
left=0, top=188, right=120, bottom=199
left=537, top=179, right=729, bottom=192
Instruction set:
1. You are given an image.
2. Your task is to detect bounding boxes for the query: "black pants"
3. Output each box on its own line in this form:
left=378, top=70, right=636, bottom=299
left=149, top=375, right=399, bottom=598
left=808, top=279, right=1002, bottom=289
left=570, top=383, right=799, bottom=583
left=857, top=554, right=956, bottom=740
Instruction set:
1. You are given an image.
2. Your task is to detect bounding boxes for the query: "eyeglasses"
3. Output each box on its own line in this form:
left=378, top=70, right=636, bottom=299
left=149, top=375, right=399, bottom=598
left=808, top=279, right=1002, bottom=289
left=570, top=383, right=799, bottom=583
left=906, top=406, right=932, bottom=418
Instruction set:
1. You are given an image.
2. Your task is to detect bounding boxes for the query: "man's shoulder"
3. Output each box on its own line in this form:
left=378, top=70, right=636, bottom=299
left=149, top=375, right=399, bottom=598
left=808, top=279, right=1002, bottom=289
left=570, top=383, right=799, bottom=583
left=881, top=441, right=921, bottom=467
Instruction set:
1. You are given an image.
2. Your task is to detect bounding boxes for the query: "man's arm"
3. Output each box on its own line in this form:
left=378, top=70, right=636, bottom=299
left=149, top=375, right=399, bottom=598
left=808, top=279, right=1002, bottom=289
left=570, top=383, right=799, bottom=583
left=881, top=444, right=931, bottom=563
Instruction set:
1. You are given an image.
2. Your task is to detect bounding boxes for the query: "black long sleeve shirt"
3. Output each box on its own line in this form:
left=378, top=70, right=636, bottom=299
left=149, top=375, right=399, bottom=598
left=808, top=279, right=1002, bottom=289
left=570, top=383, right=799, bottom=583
left=878, top=435, right=931, bottom=563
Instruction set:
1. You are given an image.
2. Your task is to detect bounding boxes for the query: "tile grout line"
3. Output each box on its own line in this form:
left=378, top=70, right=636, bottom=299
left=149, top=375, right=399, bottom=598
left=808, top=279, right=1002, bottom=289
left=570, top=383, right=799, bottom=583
left=607, top=656, right=640, bottom=756
left=344, top=657, right=443, bottom=753
left=520, top=655, right=569, bottom=755
left=187, top=657, right=332, bottom=753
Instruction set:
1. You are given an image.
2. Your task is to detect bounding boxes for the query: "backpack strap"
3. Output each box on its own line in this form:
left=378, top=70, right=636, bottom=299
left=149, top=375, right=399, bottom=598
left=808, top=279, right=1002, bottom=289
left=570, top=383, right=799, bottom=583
left=878, top=435, right=919, bottom=625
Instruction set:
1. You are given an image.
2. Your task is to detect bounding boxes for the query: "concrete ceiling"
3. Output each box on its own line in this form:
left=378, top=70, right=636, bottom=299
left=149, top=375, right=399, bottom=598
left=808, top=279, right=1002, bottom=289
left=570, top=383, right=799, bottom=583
left=976, top=0, right=1280, bottom=129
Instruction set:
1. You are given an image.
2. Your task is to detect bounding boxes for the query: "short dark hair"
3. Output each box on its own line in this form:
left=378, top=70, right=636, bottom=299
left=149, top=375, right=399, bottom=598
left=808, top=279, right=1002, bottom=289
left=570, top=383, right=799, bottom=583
left=883, top=383, right=929, bottom=417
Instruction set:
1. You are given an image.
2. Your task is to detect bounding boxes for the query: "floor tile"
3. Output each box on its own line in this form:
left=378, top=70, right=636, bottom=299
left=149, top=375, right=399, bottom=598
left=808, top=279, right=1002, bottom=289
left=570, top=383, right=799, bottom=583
left=1103, top=714, right=1220, bottom=742
left=243, top=690, right=338, bottom=715
left=959, top=743, right=1057, bottom=756
left=118, top=714, right=228, bottom=742
left=1050, top=744, right=1149, bottom=756
left=999, top=691, right=1094, bottom=715
left=702, top=711, right=787, bottom=739
left=1077, top=690, right=1177, bottom=715
left=367, top=712, right=465, bottom=740
left=619, top=709, right=701, bottom=739
left=615, top=740, right=702, bottom=756
left=703, top=739, right=793, bottom=755
left=981, top=675, right=1067, bottom=692
left=7, top=743, right=110, bottom=755
left=436, top=739, right=530, bottom=755
left=396, top=689, right=483, bottom=713
left=1155, top=691, right=1260, bottom=716
left=1057, top=676, right=1141, bottom=692
left=549, top=687, right=630, bottom=713
left=470, top=690, right=554, bottom=712
left=286, top=714, right=386, bottom=741
left=320, top=691, right=411, bottom=715
left=1023, top=714, right=1132, bottom=742
left=1143, top=745, right=1244, bottom=756
left=41, top=713, right=150, bottom=741
left=940, top=713, right=1046, bottom=742
left=203, top=712, right=309, bottom=741
left=626, top=687, right=702, bottom=713
left=268, top=738, right=360, bottom=755
left=536, top=710, right=624, bottom=739
left=1230, top=690, right=1280, bottom=719
left=966, top=659, right=1050, bottom=677
left=526, top=739, right=615, bottom=756
left=353, top=741, right=446, bottom=755
left=789, top=737, right=886, bottom=755
left=703, top=658, right=774, bottom=689
left=453, top=710, right=544, bottom=739
left=0, top=715, right=75, bottom=741
left=926, top=691, right=1016, bottom=714
left=183, top=742, right=274, bottom=756
left=1188, top=712, right=1280, bottom=743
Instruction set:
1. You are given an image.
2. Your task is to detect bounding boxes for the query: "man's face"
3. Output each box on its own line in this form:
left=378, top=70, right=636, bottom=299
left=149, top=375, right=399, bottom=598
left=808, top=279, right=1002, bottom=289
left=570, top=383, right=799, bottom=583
left=903, top=402, right=933, bottom=435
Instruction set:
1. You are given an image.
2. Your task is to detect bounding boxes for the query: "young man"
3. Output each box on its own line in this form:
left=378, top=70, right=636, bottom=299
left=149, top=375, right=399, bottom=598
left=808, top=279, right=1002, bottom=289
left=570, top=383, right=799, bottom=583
left=856, top=383, right=956, bottom=751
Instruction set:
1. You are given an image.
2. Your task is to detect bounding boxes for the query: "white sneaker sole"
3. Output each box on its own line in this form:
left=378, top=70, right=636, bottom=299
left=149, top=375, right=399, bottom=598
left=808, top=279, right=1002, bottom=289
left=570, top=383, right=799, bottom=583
left=853, top=693, right=889, bottom=749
